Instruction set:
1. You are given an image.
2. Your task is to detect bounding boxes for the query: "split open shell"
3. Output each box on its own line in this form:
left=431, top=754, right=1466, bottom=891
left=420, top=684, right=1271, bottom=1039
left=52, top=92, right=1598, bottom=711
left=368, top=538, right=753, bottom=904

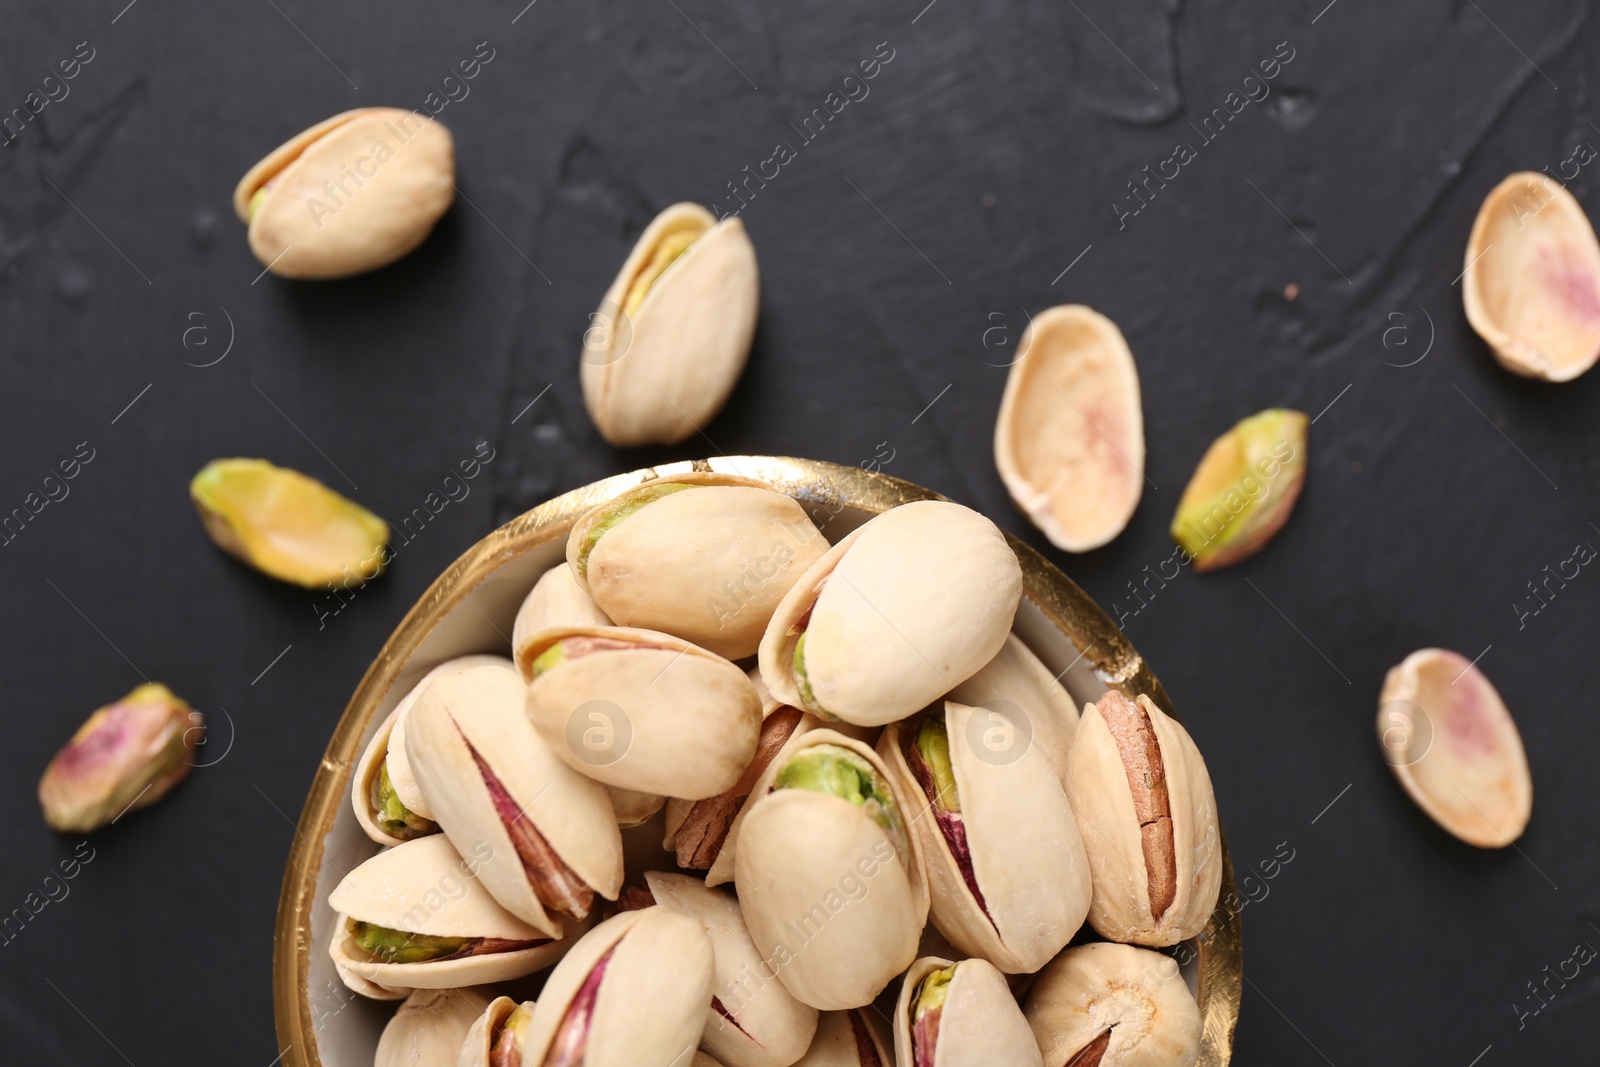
left=457, top=995, right=527, bottom=1067
left=892, top=956, right=1042, bottom=1067
left=1463, top=172, right=1600, bottom=381
left=1024, top=942, right=1201, bottom=1067
left=994, top=305, right=1145, bottom=551
left=794, top=1010, right=893, bottom=1066
left=1378, top=648, right=1532, bottom=848
left=946, top=634, right=1078, bottom=782
left=375, top=987, right=492, bottom=1067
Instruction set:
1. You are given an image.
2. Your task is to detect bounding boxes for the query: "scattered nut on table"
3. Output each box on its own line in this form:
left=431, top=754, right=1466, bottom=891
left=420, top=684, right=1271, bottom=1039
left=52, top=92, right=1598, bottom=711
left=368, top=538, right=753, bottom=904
left=1170, top=407, right=1308, bottom=572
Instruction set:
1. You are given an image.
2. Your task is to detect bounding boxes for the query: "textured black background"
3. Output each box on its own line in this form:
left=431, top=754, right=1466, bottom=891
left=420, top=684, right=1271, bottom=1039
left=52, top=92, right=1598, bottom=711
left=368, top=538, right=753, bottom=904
left=2, top=1, right=1597, bottom=1063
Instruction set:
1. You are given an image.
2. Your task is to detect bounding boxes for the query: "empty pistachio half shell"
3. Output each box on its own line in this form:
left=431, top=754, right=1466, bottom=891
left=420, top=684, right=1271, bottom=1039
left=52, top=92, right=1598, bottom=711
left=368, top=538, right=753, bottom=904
left=893, top=956, right=1042, bottom=1067
left=1170, top=408, right=1307, bottom=572
left=1024, top=942, right=1201, bottom=1067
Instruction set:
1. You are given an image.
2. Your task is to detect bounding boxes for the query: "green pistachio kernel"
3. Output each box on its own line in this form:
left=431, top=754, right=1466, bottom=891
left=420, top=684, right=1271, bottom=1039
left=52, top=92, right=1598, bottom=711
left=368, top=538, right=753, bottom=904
left=247, top=186, right=270, bottom=221
left=914, top=714, right=961, bottom=814
left=529, top=642, right=569, bottom=679
left=914, top=965, right=958, bottom=1020
left=371, top=761, right=434, bottom=839
left=350, top=921, right=470, bottom=964
left=576, top=482, right=696, bottom=579
left=775, top=744, right=905, bottom=853
left=793, top=632, right=822, bottom=714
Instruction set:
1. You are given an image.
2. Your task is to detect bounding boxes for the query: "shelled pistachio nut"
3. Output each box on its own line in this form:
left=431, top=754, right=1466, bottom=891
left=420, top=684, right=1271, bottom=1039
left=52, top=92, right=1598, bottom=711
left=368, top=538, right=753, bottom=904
left=522, top=626, right=761, bottom=799
left=404, top=664, right=624, bottom=937
left=375, top=987, right=492, bottom=1067
left=353, top=654, right=512, bottom=845
left=513, top=565, right=613, bottom=657
left=734, top=729, right=930, bottom=1010
left=1170, top=408, right=1307, bottom=573
left=759, top=500, right=1022, bottom=727
left=794, top=1010, right=893, bottom=1067
left=1463, top=172, right=1600, bottom=381
left=1066, top=692, right=1221, bottom=947
left=947, top=634, right=1078, bottom=782
left=328, top=835, right=571, bottom=995
left=892, top=956, right=1042, bottom=1067
left=1024, top=942, right=1201, bottom=1067
left=568, top=473, right=828, bottom=660
left=191, top=458, right=389, bottom=588
left=993, top=305, right=1145, bottom=552
left=459, top=996, right=535, bottom=1067
left=643, top=871, right=820, bottom=1067
left=38, top=683, right=203, bottom=833
left=519, top=906, right=714, bottom=1067
left=879, top=702, right=1090, bottom=973
left=1378, top=648, right=1532, bottom=848
left=581, top=203, right=759, bottom=446
left=233, top=108, right=454, bottom=279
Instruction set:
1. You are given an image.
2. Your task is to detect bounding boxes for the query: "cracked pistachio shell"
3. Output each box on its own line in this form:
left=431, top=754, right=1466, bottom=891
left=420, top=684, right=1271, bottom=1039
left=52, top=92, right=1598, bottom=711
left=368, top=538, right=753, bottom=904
left=947, top=634, right=1078, bottom=781
left=522, top=626, right=761, bottom=799
left=1463, top=172, right=1600, bottom=381
left=335, top=962, right=411, bottom=1001
left=993, top=305, right=1145, bottom=552
left=892, top=957, right=1041, bottom=1067
left=457, top=996, right=530, bottom=1067
left=568, top=473, right=829, bottom=660
left=512, top=566, right=613, bottom=659
left=191, top=458, right=389, bottom=588
left=644, top=871, right=820, bottom=1067
left=733, top=730, right=930, bottom=1011
left=1379, top=648, right=1532, bottom=848
left=1169, top=409, right=1307, bottom=573
left=376, top=987, right=493, bottom=1067
left=879, top=703, right=1090, bottom=974
left=353, top=655, right=512, bottom=845
left=581, top=203, right=759, bottom=446
left=521, top=907, right=715, bottom=1067
left=1065, top=693, right=1221, bottom=947
left=37, top=683, right=202, bottom=833
left=793, top=1010, right=893, bottom=1067
left=759, top=501, right=1022, bottom=727
left=404, top=664, right=624, bottom=937
left=233, top=107, right=454, bottom=279
left=328, top=835, right=570, bottom=995
left=1024, top=942, right=1201, bottom=1067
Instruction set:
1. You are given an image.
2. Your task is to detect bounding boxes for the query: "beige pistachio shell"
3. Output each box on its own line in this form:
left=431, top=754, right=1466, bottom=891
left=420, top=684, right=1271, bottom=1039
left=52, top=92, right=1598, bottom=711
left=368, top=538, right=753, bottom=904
left=457, top=995, right=520, bottom=1067
left=1065, top=693, right=1221, bottom=947
left=523, top=626, right=761, bottom=799
left=760, top=501, right=1022, bottom=727
left=521, top=907, right=714, bottom=1067
left=512, top=565, right=612, bottom=658
left=1378, top=648, right=1532, bottom=848
left=947, top=634, right=1078, bottom=780
left=569, top=475, right=828, bottom=660
left=605, top=786, right=665, bottom=828
left=404, top=664, right=624, bottom=936
left=1024, top=942, right=1201, bottom=1067
left=234, top=107, right=455, bottom=279
left=993, top=305, right=1145, bottom=551
left=1463, top=172, right=1600, bottom=381
left=644, top=871, right=819, bottom=1067
left=880, top=703, right=1090, bottom=973
left=376, top=987, right=493, bottom=1067
left=335, top=961, right=411, bottom=1001
left=793, top=1010, right=893, bottom=1067
left=581, top=203, right=759, bottom=446
left=733, top=730, right=929, bottom=1011
left=892, top=957, right=1041, bottom=1067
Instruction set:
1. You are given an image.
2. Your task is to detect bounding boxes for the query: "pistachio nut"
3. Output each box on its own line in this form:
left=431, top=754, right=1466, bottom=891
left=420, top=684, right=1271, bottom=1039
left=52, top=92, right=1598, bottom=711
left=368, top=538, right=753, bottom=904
left=794, top=1010, right=892, bottom=1067
left=1065, top=692, right=1221, bottom=947
left=353, top=654, right=511, bottom=845
left=514, top=565, right=614, bottom=657
left=568, top=473, right=829, bottom=660
left=519, top=906, right=715, bottom=1067
left=376, top=987, right=492, bottom=1067
left=191, top=458, right=389, bottom=588
left=947, top=634, right=1078, bottom=782
left=892, top=956, right=1042, bottom=1067
left=1170, top=409, right=1307, bottom=572
left=879, top=702, right=1090, bottom=973
left=1378, top=648, right=1532, bottom=848
left=733, top=729, right=930, bottom=1010
left=233, top=107, right=455, bottom=279
left=1463, top=171, right=1600, bottom=381
left=459, top=996, right=536, bottom=1067
left=993, top=305, right=1145, bottom=552
left=1023, top=942, right=1201, bottom=1067
left=759, top=501, right=1022, bottom=727
left=581, top=203, right=759, bottom=446
left=522, top=626, right=762, bottom=799
left=642, top=871, right=820, bottom=1067
left=37, top=682, right=203, bottom=833
left=404, top=664, right=624, bottom=937
left=328, top=834, right=571, bottom=995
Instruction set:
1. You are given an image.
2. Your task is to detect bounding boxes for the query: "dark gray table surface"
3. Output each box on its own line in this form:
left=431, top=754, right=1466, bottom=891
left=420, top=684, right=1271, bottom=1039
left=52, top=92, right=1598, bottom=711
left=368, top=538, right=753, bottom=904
left=3, top=1, right=1596, bottom=1063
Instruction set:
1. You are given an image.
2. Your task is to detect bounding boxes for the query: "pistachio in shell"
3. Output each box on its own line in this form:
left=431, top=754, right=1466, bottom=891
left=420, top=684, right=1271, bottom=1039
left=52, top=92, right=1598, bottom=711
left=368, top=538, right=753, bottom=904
left=759, top=500, right=1022, bottom=727
left=568, top=473, right=829, bottom=660
left=581, top=203, right=759, bottom=446
left=374, top=986, right=492, bottom=1067
left=1065, top=692, right=1221, bottom=947
left=1463, top=171, right=1600, bottom=381
left=233, top=108, right=455, bottom=279
left=1023, top=942, right=1201, bottom=1067
left=1378, top=648, right=1532, bottom=848
left=993, top=305, right=1145, bottom=552
left=946, top=633, right=1078, bottom=782
left=1170, top=409, right=1307, bottom=573
left=892, top=956, right=1042, bottom=1067
left=522, top=626, right=761, bottom=800
left=37, top=683, right=203, bottom=833
left=191, top=458, right=389, bottom=588
left=460, top=996, right=536, bottom=1067
left=794, top=1010, right=893, bottom=1067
